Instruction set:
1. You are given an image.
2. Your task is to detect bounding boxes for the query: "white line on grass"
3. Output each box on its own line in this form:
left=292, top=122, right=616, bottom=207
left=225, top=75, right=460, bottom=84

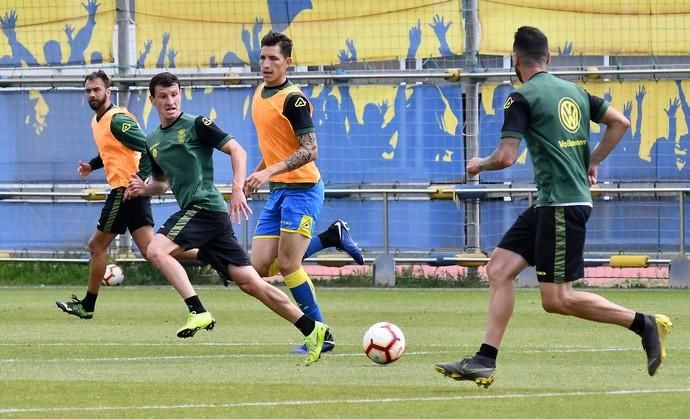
left=2, top=342, right=671, bottom=352
left=0, top=347, right=662, bottom=363
left=1, top=388, right=689, bottom=414
left=1, top=351, right=428, bottom=363
left=0, top=342, right=291, bottom=347
left=521, top=347, right=633, bottom=353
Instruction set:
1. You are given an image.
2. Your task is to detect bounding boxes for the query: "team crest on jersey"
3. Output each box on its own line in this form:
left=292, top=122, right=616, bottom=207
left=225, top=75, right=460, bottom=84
left=201, top=117, right=213, bottom=126
left=298, top=215, right=314, bottom=236
left=150, top=142, right=159, bottom=158
left=503, top=96, right=514, bottom=109
left=558, top=97, right=581, bottom=133
left=121, top=122, right=131, bottom=133
left=294, top=97, right=307, bottom=108
left=177, top=129, right=186, bottom=143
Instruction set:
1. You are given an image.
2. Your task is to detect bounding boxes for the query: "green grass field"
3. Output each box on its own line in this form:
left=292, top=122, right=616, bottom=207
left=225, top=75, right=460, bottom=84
left=1, top=286, right=688, bottom=418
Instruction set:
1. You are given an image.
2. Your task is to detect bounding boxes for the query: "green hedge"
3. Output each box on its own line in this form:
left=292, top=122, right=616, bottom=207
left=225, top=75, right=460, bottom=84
left=0, top=261, right=216, bottom=286
left=0, top=261, right=486, bottom=288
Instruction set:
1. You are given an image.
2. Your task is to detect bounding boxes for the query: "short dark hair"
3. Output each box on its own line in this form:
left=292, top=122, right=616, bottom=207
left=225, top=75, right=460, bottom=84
left=149, top=72, right=180, bottom=97
left=260, top=31, right=293, bottom=58
left=84, top=70, right=110, bottom=88
left=513, top=26, right=548, bottom=66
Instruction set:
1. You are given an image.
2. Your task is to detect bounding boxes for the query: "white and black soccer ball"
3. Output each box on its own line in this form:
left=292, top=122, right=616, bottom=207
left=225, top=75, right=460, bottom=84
left=362, top=322, right=406, bottom=365
left=102, top=263, right=125, bottom=286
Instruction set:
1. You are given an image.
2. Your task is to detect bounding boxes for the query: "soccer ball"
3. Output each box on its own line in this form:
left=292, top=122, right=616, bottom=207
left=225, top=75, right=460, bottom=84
left=362, top=322, right=406, bottom=365
left=102, top=263, right=125, bottom=286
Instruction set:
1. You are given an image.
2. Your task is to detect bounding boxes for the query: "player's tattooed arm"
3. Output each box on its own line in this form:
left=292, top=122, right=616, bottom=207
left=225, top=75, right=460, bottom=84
left=246, top=131, right=317, bottom=191
left=284, top=131, right=318, bottom=171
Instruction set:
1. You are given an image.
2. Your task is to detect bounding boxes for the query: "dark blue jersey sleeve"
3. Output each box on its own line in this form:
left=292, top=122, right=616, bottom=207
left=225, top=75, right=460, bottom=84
left=194, top=116, right=232, bottom=149
left=587, top=92, right=609, bottom=123
left=283, top=93, right=315, bottom=136
left=501, top=92, right=530, bottom=139
left=88, top=154, right=104, bottom=170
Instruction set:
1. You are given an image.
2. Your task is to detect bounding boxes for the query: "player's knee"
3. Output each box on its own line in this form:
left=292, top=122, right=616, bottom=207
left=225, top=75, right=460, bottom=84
left=87, top=239, right=107, bottom=257
left=541, top=296, right=569, bottom=314
left=541, top=298, right=560, bottom=313
left=251, top=261, right=270, bottom=277
left=229, top=266, right=261, bottom=293
left=236, top=276, right=260, bottom=295
left=145, top=245, right=166, bottom=266
left=276, top=255, right=300, bottom=276
left=485, top=261, right=512, bottom=284
left=250, top=255, right=270, bottom=277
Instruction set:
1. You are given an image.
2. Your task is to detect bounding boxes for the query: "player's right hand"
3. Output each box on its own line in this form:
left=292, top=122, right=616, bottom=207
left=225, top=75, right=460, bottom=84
left=124, top=174, right=145, bottom=200
left=466, top=157, right=483, bottom=177
left=77, top=161, right=92, bottom=179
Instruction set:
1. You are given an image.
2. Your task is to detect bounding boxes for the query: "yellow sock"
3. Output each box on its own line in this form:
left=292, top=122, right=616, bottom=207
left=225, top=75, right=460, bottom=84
left=283, top=267, right=323, bottom=321
left=283, top=267, right=309, bottom=287
left=267, top=259, right=280, bottom=277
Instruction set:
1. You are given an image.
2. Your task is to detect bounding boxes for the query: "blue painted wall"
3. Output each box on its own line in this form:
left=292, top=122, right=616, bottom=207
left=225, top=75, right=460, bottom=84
left=0, top=85, right=687, bottom=253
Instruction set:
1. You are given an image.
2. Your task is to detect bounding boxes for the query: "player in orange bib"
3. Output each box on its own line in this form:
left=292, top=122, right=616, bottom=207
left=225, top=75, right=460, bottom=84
left=56, top=71, right=154, bottom=319
left=245, top=32, right=361, bottom=354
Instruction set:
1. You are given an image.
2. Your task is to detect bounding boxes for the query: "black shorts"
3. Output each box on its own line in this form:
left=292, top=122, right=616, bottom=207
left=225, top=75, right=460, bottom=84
left=98, top=187, right=154, bottom=234
left=158, top=205, right=251, bottom=282
left=497, top=205, right=591, bottom=283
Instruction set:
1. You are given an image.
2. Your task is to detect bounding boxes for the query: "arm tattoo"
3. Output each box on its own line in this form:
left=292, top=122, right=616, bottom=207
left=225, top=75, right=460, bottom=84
left=284, top=132, right=318, bottom=171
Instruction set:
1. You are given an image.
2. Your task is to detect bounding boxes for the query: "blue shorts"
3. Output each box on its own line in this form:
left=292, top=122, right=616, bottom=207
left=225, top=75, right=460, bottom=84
left=254, top=180, right=324, bottom=239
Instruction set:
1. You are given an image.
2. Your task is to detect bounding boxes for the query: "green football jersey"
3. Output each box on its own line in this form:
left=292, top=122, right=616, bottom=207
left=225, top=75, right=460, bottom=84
left=146, top=113, right=232, bottom=213
left=501, top=72, right=609, bottom=206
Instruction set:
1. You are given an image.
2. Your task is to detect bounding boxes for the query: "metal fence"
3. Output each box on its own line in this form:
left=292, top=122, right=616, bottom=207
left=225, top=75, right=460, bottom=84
left=2, top=1, right=690, bottom=273
left=1, top=185, right=687, bottom=267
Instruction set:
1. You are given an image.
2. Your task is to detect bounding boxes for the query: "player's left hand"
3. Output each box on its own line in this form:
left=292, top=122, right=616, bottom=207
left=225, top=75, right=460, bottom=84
left=588, top=164, right=598, bottom=185
left=229, top=188, right=252, bottom=224
left=244, top=170, right=270, bottom=194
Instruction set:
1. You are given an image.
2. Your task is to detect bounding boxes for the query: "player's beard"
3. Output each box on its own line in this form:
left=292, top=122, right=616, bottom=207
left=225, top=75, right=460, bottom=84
left=88, top=97, right=106, bottom=111
left=515, top=64, right=524, bottom=83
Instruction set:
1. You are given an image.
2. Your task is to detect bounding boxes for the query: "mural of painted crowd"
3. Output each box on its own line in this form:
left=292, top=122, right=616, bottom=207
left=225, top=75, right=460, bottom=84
left=1, top=1, right=689, bottom=184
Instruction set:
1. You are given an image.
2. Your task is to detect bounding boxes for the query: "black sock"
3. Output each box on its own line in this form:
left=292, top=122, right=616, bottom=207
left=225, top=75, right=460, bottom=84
left=629, top=312, right=646, bottom=336
left=184, top=295, right=206, bottom=313
left=318, top=223, right=341, bottom=248
left=477, top=343, right=498, bottom=360
left=82, top=291, right=97, bottom=312
left=294, top=315, right=316, bottom=337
